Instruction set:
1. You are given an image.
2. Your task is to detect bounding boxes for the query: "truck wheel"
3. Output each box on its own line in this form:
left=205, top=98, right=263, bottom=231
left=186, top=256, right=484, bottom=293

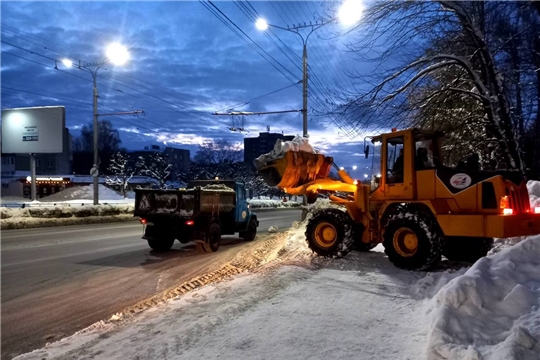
left=305, top=209, right=354, bottom=257
left=383, top=209, right=444, bottom=270
left=443, top=237, right=493, bottom=263
left=202, top=223, right=221, bottom=253
left=147, top=237, right=175, bottom=252
left=240, top=218, right=257, bottom=241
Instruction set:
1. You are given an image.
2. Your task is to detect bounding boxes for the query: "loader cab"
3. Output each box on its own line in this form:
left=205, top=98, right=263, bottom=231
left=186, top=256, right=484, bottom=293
left=370, top=128, right=443, bottom=201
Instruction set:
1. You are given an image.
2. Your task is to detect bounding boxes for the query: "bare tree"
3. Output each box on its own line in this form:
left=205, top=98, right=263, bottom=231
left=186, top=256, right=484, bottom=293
left=137, top=152, right=172, bottom=189
left=79, top=119, right=122, bottom=153
left=193, top=139, right=243, bottom=165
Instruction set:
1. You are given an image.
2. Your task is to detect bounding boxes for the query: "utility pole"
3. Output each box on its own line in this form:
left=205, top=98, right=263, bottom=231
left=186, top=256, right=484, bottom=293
left=76, top=60, right=142, bottom=205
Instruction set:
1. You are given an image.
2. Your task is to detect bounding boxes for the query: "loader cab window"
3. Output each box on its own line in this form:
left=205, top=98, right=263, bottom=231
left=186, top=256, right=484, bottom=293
left=387, top=137, right=404, bottom=184
left=414, top=137, right=437, bottom=170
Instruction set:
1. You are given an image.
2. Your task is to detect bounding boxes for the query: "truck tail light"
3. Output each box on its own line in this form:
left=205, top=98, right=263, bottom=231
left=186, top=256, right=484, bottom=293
left=140, top=218, right=147, bottom=224
left=185, top=220, right=194, bottom=226
left=503, top=208, right=513, bottom=215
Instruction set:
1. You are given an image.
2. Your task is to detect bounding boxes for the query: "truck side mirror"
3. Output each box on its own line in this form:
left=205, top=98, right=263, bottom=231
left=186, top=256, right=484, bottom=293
left=364, top=145, right=370, bottom=159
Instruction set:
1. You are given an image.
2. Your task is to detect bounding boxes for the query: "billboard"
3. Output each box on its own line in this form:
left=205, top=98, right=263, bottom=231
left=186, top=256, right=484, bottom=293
left=1, top=106, right=65, bottom=154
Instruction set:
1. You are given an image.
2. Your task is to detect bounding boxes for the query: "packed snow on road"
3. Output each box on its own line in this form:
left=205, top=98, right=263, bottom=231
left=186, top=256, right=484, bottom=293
left=11, top=182, right=540, bottom=360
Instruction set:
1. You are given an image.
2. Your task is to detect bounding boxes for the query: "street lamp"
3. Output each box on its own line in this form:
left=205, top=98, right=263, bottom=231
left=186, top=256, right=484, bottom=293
left=255, top=0, right=363, bottom=138
left=64, top=43, right=129, bottom=205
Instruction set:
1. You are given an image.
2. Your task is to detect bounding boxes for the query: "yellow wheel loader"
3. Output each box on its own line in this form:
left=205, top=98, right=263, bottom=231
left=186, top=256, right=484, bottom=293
left=256, top=128, right=540, bottom=270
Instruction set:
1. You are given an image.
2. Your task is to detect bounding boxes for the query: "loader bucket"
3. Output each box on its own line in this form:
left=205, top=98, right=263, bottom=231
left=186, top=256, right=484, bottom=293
left=257, top=151, right=333, bottom=189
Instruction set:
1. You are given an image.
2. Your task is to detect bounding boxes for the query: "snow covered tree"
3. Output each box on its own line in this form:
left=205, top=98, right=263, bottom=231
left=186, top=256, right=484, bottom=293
left=330, top=0, right=540, bottom=174
left=106, top=152, right=138, bottom=198
left=137, top=152, right=172, bottom=189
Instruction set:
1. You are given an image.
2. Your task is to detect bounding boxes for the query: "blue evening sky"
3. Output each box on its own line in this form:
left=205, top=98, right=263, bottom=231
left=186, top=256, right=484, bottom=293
left=1, top=0, right=376, bottom=173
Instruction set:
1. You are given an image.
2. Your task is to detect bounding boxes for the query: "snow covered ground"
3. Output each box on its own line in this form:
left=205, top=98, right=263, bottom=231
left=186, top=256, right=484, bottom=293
left=14, top=225, right=540, bottom=360
left=11, top=181, right=540, bottom=359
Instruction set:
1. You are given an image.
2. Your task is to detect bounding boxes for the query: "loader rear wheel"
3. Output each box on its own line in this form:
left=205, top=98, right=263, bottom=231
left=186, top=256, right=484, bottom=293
left=443, top=237, right=493, bottom=263
left=383, top=209, right=444, bottom=270
left=147, top=237, right=175, bottom=252
left=305, top=209, right=354, bottom=257
left=202, top=223, right=221, bottom=252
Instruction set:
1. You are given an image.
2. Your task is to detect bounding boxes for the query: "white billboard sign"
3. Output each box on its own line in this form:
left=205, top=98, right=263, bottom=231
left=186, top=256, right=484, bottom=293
left=1, top=106, right=65, bottom=153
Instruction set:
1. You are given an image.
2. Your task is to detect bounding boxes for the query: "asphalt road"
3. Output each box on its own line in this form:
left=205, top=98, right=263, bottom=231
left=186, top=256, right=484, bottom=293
left=1, top=209, right=301, bottom=360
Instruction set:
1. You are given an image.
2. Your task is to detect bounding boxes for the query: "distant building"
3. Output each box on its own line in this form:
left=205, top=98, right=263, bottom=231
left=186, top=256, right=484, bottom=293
left=244, top=132, right=294, bottom=167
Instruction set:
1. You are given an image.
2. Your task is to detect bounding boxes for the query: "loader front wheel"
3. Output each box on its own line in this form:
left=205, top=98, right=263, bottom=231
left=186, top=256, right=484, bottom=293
left=443, top=237, right=493, bottom=263
left=306, top=209, right=354, bottom=257
left=383, top=209, right=444, bottom=270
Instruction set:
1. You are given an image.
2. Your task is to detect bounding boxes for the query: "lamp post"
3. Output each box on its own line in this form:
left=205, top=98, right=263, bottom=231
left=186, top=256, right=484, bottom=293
left=63, top=44, right=129, bottom=205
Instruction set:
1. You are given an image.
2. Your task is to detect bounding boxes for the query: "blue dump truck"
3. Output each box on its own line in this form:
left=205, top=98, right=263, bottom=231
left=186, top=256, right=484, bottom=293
left=134, top=180, right=259, bottom=252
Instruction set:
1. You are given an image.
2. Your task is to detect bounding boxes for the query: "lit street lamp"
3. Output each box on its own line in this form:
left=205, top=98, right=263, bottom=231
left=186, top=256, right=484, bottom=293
left=63, top=43, right=130, bottom=205
left=255, top=0, right=363, bottom=138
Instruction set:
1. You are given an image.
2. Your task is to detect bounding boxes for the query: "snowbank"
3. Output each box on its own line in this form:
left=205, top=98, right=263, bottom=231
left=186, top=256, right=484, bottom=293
left=1, top=204, right=136, bottom=229
left=527, top=180, right=540, bottom=208
left=248, top=199, right=301, bottom=209
left=421, top=235, right=540, bottom=360
left=40, top=184, right=133, bottom=201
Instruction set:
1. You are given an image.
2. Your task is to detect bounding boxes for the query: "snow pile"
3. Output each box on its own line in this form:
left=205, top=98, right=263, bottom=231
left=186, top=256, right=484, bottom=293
left=527, top=180, right=540, bottom=208
left=268, top=226, right=279, bottom=233
left=40, top=184, right=129, bottom=201
left=425, top=235, right=540, bottom=360
left=253, top=136, right=316, bottom=169
left=248, top=199, right=301, bottom=209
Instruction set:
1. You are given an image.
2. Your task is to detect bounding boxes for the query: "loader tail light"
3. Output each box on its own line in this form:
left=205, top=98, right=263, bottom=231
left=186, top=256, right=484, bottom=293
left=499, top=196, right=513, bottom=215
left=185, top=220, right=195, bottom=226
left=535, top=207, right=540, bottom=214
left=500, top=196, right=509, bottom=209
left=140, top=218, right=147, bottom=225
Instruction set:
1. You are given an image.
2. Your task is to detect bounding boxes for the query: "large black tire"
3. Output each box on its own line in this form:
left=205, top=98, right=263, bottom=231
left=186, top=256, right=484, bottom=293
left=443, top=237, right=493, bottom=263
left=352, top=224, right=377, bottom=252
left=147, top=237, right=175, bottom=252
left=383, top=207, right=444, bottom=270
left=240, top=218, right=257, bottom=241
left=305, top=209, right=354, bottom=257
left=202, top=223, right=221, bottom=253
